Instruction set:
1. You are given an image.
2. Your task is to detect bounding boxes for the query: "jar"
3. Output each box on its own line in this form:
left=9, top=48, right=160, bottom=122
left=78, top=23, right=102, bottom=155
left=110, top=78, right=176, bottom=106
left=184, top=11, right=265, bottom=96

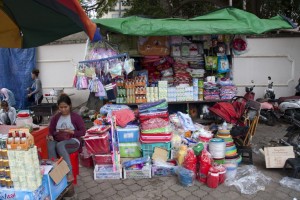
left=207, top=167, right=219, bottom=188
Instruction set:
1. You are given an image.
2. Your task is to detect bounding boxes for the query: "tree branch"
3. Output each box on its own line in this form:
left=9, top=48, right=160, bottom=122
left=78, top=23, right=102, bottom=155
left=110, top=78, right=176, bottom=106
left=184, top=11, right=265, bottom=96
left=171, top=0, right=228, bottom=16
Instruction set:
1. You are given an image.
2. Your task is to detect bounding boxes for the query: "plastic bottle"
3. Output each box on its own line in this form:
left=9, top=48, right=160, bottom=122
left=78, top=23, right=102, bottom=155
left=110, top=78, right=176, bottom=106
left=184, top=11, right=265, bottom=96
left=14, top=132, right=20, bottom=144
left=21, top=133, right=27, bottom=144
left=222, top=122, right=227, bottom=130
left=7, top=133, right=13, bottom=144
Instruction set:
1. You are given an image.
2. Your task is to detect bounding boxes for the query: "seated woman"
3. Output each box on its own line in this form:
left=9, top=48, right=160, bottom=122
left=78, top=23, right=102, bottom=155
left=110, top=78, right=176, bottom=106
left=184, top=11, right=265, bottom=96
left=0, top=100, right=16, bottom=125
left=47, top=94, right=86, bottom=182
left=0, top=88, right=16, bottom=108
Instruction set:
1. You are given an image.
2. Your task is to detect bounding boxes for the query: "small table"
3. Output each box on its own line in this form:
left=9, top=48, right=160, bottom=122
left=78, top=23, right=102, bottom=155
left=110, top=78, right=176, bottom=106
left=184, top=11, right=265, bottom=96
left=44, top=93, right=75, bottom=103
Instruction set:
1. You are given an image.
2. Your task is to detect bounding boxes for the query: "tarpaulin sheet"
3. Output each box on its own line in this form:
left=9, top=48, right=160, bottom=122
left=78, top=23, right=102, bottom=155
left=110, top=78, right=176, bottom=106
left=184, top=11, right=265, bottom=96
left=0, top=48, right=36, bottom=109
left=93, top=7, right=294, bottom=36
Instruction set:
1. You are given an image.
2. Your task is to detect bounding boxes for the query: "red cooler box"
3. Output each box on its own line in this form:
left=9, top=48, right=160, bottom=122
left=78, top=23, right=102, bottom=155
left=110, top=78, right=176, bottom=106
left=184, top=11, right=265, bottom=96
left=84, top=132, right=110, bottom=154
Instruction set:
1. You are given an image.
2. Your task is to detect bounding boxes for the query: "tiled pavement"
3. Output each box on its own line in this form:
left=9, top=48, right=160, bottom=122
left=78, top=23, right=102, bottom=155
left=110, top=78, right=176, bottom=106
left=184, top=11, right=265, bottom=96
left=66, top=123, right=300, bottom=200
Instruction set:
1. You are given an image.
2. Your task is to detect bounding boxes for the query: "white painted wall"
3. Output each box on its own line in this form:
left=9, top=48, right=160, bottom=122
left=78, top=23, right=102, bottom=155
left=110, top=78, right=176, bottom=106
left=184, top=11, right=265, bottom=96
left=233, top=37, right=300, bottom=99
left=36, top=37, right=300, bottom=108
left=36, top=43, right=89, bottom=108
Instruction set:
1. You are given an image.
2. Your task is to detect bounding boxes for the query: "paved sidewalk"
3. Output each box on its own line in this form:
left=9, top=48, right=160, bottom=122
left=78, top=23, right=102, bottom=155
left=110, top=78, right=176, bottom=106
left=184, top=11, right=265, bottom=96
left=67, top=123, right=300, bottom=200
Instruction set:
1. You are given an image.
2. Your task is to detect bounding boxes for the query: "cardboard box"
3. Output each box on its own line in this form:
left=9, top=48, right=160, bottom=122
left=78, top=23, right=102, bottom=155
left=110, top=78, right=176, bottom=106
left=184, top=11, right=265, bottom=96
left=264, top=146, right=295, bottom=168
left=0, top=181, right=50, bottom=200
left=6, top=128, right=34, bottom=150
left=42, top=159, right=69, bottom=200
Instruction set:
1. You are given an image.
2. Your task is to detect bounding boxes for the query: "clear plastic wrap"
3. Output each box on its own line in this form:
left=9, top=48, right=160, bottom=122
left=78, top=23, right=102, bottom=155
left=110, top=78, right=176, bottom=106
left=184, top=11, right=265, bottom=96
left=177, top=167, right=195, bottom=187
left=279, top=177, right=300, bottom=192
left=225, top=165, right=271, bottom=195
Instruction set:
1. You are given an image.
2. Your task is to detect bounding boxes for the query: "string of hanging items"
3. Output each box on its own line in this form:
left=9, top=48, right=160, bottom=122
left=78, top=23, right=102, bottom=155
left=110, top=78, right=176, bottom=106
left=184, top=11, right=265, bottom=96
left=73, top=53, right=135, bottom=99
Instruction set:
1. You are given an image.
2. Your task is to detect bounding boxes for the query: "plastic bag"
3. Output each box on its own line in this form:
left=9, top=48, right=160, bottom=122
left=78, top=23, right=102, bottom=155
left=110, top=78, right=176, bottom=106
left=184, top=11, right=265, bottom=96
left=177, top=112, right=196, bottom=131
left=217, top=55, right=230, bottom=74
left=205, top=56, right=218, bottom=70
left=124, top=58, right=135, bottom=75
left=183, top=149, right=197, bottom=173
left=225, top=165, right=271, bottom=195
left=199, top=149, right=212, bottom=183
left=161, top=68, right=173, bottom=77
left=279, top=177, right=300, bottom=192
left=176, top=167, right=195, bottom=187
left=123, top=156, right=150, bottom=169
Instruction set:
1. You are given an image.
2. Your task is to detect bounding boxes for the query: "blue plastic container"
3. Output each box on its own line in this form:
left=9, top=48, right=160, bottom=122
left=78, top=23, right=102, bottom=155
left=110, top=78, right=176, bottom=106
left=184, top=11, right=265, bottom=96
left=117, top=125, right=139, bottom=143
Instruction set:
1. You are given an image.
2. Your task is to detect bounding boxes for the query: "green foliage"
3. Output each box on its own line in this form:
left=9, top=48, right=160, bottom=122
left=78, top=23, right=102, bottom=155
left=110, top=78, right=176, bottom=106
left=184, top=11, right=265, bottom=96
left=259, top=0, right=300, bottom=23
left=80, top=0, right=118, bottom=18
left=123, top=0, right=168, bottom=18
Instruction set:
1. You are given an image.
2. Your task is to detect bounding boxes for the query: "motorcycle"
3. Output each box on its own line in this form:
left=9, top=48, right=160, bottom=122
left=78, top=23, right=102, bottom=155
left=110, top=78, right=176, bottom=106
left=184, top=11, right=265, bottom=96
left=281, top=118, right=300, bottom=156
left=264, top=76, right=275, bottom=100
left=244, top=80, right=278, bottom=126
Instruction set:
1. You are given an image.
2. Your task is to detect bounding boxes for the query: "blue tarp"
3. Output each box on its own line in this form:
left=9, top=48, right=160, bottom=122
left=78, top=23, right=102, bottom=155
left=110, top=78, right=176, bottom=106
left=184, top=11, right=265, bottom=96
left=0, top=48, right=36, bottom=109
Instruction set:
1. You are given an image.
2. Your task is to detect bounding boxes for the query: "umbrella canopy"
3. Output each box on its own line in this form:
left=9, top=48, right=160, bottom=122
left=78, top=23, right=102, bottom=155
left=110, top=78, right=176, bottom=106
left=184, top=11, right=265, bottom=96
left=93, top=7, right=295, bottom=36
left=0, top=0, right=101, bottom=48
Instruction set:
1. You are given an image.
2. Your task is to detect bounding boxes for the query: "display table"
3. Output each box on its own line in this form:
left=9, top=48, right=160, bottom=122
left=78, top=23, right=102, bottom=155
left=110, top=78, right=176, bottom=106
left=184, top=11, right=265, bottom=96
left=44, top=93, right=75, bottom=103
left=0, top=125, right=49, bottom=159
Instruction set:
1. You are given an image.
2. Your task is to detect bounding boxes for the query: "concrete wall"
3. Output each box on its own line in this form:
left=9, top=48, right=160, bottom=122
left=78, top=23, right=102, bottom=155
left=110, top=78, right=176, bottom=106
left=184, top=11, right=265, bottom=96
left=36, top=37, right=300, bottom=108
left=233, top=37, right=300, bottom=99
left=36, top=43, right=89, bottom=108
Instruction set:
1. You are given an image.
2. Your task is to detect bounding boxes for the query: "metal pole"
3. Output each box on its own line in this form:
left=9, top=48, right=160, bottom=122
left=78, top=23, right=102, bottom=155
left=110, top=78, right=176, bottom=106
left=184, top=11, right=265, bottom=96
left=243, top=0, right=246, bottom=10
left=118, top=0, right=122, bottom=17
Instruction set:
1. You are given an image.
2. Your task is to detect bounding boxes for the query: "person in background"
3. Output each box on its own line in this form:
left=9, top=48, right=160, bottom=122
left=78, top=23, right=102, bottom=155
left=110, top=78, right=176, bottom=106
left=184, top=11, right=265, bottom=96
left=27, top=69, right=43, bottom=105
left=47, top=94, right=86, bottom=182
left=0, top=101, right=16, bottom=125
left=0, top=88, right=16, bottom=108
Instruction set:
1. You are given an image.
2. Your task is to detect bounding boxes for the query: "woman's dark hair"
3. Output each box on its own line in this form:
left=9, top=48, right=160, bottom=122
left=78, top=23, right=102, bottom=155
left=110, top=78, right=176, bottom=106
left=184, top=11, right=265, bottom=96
left=31, top=69, right=40, bottom=77
left=57, top=93, right=72, bottom=106
left=1, top=100, right=8, bottom=107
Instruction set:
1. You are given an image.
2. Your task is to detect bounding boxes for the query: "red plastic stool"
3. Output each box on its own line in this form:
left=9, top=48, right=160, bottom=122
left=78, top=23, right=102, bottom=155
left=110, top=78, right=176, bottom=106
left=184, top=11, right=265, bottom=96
left=69, top=151, right=79, bottom=185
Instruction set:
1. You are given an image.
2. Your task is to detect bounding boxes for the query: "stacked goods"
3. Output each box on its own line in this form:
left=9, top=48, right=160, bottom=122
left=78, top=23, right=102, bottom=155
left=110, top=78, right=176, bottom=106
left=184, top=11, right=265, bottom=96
left=214, top=124, right=241, bottom=166
left=84, top=125, right=112, bottom=165
left=218, top=79, right=237, bottom=100
left=0, top=134, right=12, bottom=189
left=219, top=85, right=237, bottom=100
left=173, top=58, right=191, bottom=85
left=184, top=86, right=194, bottom=101
left=158, top=81, right=168, bottom=100
left=167, top=87, right=177, bottom=102
left=117, top=125, right=141, bottom=158
left=192, top=78, right=199, bottom=101
left=146, top=87, right=158, bottom=102
left=203, top=82, right=220, bottom=100
left=138, top=100, right=172, bottom=158
left=7, top=146, right=42, bottom=191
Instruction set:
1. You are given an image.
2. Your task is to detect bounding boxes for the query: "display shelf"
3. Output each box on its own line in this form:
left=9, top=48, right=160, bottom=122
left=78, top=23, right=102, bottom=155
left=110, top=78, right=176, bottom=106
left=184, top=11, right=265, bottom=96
left=114, top=99, right=229, bottom=106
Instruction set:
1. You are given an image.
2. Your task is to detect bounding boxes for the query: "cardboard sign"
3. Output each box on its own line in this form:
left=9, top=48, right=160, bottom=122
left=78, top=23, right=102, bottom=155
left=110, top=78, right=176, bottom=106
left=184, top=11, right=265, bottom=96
left=152, top=147, right=168, bottom=162
left=49, top=159, right=70, bottom=184
left=264, top=146, right=295, bottom=168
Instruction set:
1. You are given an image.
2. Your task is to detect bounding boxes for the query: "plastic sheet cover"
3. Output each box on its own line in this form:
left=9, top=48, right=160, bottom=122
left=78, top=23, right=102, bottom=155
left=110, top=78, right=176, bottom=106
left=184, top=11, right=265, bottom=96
left=0, top=48, right=36, bottom=109
left=225, top=165, right=271, bottom=195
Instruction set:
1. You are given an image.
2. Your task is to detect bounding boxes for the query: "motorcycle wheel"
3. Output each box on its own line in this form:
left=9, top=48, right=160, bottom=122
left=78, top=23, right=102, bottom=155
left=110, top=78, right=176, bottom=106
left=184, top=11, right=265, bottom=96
left=265, top=112, right=276, bottom=126
left=287, top=131, right=300, bottom=147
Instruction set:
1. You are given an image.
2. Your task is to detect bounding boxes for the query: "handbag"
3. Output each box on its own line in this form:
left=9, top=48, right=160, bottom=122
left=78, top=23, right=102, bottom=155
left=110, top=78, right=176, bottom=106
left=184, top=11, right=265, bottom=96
left=53, top=132, right=72, bottom=142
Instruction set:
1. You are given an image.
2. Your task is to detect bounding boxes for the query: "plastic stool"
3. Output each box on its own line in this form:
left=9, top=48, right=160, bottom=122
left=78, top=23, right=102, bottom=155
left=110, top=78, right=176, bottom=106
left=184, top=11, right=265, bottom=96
left=283, top=158, right=300, bottom=178
left=237, top=146, right=253, bottom=165
left=69, top=151, right=79, bottom=185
